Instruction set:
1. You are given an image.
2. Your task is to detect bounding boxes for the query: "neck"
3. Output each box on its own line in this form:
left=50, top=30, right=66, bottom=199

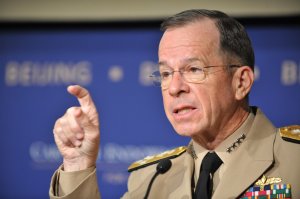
left=193, top=106, right=250, bottom=150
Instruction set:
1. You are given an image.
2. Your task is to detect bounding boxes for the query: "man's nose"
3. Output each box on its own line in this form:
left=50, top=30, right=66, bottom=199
left=168, top=72, right=189, bottom=96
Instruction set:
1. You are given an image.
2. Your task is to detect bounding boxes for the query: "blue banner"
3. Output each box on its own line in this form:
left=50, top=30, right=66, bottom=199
left=0, top=25, right=299, bottom=199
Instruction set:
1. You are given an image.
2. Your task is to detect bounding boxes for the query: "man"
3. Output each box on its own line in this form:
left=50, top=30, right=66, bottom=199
left=50, top=9, right=300, bottom=199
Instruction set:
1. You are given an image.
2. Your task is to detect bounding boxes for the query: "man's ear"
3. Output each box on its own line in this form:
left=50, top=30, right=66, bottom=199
left=233, top=66, right=254, bottom=100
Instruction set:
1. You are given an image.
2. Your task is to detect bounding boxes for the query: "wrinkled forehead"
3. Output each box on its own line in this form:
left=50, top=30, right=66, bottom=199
left=158, top=18, right=220, bottom=53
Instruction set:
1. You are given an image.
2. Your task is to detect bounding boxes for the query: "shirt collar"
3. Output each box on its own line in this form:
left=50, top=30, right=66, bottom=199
left=191, top=109, right=255, bottom=165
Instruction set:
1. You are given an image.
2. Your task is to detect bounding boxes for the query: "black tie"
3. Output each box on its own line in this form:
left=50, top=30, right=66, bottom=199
left=194, top=152, right=223, bottom=199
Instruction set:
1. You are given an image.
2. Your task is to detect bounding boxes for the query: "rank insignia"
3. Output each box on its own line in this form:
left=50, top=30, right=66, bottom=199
left=127, top=146, right=186, bottom=172
left=280, top=125, right=300, bottom=144
left=226, top=133, right=246, bottom=153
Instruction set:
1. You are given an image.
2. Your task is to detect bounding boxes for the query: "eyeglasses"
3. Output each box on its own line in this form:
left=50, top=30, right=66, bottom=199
left=150, top=65, right=241, bottom=89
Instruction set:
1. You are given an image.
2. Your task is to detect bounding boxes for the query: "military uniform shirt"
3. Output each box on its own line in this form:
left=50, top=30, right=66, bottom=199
left=193, top=110, right=255, bottom=194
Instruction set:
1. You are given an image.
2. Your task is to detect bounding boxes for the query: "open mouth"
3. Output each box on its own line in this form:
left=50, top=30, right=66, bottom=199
left=174, top=106, right=196, bottom=115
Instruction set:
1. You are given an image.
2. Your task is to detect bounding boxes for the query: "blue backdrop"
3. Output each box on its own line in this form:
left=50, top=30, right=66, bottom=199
left=0, top=24, right=299, bottom=199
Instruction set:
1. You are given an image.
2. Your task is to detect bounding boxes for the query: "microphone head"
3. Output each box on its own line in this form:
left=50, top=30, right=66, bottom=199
left=156, top=159, right=172, bottom=174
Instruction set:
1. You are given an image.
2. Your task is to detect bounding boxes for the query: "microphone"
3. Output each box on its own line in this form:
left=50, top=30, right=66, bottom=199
left=144, top=159, right=172, bottom=199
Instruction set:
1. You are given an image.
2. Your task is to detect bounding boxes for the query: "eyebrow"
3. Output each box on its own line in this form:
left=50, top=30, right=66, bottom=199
left=158, top=58, right=202, bottom=67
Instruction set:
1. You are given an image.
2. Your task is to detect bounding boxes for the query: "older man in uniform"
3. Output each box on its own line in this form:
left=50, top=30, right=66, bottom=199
left=50, top=9, right=300, bottom=199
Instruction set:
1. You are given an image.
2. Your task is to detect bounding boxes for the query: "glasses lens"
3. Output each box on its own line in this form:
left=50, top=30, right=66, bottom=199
left=150, top=68, right=206, bottom=88
left=183, top=67, right=206, bottom=83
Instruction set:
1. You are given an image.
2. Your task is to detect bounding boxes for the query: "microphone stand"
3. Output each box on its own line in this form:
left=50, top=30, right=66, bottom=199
left=143, top=159, right=172, bottom=199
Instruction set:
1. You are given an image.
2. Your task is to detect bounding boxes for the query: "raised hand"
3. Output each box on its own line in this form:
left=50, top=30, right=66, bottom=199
left=53, top=85, right=100, bottom=171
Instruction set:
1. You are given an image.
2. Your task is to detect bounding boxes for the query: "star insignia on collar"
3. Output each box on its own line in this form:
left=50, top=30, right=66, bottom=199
left=226, top=134, right=246, bottom=153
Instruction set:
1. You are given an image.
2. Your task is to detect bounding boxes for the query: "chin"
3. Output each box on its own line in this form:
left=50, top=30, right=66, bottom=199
left=173, top=125, right=199, bottom=138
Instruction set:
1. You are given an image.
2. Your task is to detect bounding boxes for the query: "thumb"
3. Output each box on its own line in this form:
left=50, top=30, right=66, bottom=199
left=74, top=108, right=95, bottom=131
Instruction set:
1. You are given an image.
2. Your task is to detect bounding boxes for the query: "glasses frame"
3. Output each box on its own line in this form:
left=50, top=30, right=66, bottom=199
left=150, top=64, right=242, bottom=89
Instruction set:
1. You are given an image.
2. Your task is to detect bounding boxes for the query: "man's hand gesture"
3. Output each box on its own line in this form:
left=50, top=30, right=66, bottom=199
left=53, top=85, right=100, bottom=171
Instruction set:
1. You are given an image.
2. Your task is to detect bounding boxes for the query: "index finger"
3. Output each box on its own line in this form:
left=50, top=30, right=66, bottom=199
left=67, top=85, right=96, bottom=111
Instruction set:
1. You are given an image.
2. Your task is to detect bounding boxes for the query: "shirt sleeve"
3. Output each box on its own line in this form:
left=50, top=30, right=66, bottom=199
left=49, top=165, right=101, bottom=199
left=59, top=165, right=95, bottom=196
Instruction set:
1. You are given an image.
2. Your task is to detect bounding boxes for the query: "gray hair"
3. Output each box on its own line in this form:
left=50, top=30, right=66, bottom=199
left=161, top=9, right=255, bottom=70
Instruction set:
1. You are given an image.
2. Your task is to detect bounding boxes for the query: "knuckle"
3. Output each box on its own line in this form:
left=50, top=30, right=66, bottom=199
left=53, top=126, right=62, bottom=135
left=54, top=115, right=67, bottom=128
left=59, top=117, right=67, bottom=126
left=70, top=123, right=82, bottom=133
left=66, top=107, right=76, bottom=114
left=64, top=133, right=76, bottom=144
left=66, top=107, right=82, bottom=118
left=57, top=132, right=71, bottom=146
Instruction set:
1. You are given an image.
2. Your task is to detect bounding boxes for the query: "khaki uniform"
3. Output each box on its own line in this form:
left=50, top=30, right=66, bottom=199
left=49, top=108, right=300, bottom=199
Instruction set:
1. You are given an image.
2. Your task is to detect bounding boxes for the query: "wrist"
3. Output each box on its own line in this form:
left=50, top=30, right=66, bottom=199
left=63, top=158, right=96, bottom=172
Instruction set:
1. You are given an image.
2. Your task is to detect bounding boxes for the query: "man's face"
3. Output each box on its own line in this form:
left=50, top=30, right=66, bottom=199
left=158, top=19, right=238, bottom=140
